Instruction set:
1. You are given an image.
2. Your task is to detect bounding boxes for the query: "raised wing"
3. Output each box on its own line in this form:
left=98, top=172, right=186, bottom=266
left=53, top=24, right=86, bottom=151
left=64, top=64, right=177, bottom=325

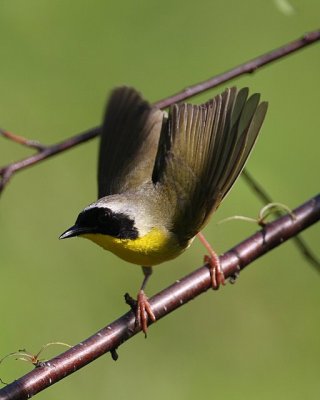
left=152, top=87, right=268, bottom=243
left=98, top=87, right=164, bottom=197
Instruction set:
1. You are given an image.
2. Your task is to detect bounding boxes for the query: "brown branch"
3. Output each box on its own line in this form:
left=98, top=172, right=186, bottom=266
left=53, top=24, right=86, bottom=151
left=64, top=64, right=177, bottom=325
left=0, top=31, right=319, bottom=398
left=0, top=194, right=319, bottom=400
left=1, top=29, right=319, bottom=195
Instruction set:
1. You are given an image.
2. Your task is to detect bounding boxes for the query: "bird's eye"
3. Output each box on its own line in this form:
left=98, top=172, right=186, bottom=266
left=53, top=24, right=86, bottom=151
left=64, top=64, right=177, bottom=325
left=97, top=209, right=110, bottom=226
left=76, top=207, right=136, bottom=239
left=107, top=216, right=121, bottom=237
left=96, top=209, right=121, bottom=237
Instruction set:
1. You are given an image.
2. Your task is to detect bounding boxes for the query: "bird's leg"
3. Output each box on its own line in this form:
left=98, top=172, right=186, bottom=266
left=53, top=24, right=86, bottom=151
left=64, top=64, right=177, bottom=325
left=197, top=232, right=225, bottom=290
left=136, top=266, right=156, bottom=336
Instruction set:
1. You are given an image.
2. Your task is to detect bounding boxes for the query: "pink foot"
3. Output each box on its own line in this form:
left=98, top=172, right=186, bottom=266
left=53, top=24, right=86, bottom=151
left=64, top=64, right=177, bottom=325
left=204, top=253, right=225, bottom=290
left=136, top=290, right=156, bottom=336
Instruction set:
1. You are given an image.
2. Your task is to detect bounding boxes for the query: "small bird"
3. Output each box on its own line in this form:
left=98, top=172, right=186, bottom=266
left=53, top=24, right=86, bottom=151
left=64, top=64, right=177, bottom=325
left=60, top=86, right=268, bottom=334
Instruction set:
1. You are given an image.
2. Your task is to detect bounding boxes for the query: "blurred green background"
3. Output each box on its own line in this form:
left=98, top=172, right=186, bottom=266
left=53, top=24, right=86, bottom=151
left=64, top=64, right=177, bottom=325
left=0, top=1, right=319, bottom=399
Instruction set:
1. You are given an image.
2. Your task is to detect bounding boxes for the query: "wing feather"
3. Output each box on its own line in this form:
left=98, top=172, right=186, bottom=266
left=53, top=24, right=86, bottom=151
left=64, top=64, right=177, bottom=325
left=98, top=87, right=164, bottom=197
left=152, top=87, right=268, bottom=243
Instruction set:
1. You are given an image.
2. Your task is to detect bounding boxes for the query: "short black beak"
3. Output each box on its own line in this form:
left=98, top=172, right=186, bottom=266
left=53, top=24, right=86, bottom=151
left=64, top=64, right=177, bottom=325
left=59, top=225, right=94, bottom=239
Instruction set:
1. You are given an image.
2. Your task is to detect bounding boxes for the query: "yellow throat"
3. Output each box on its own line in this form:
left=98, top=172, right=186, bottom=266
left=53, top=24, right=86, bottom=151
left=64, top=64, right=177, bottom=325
left=82, top=227, right=186, bottom=266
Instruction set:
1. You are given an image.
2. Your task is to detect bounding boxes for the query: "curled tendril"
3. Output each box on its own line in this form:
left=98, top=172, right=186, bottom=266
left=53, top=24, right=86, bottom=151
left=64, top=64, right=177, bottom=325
left=0, top=342, right=72, bottom=385
left=218, top=202, right=295, bottom=226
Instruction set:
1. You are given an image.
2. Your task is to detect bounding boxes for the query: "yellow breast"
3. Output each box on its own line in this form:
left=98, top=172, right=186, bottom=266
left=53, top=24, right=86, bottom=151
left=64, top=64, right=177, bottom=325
left=82, top=227, right=186, bottom=266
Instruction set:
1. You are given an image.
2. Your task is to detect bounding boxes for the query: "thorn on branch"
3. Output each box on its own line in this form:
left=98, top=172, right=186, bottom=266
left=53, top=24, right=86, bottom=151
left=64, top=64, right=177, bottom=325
left=228, top=272, right=240, bottom=284
left=110, top=348, right=119, bottom=361
left=124, top=293, right=137, bottom=310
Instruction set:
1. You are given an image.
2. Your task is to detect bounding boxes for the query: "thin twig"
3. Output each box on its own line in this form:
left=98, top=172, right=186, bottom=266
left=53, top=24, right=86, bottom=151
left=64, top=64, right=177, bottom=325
left=0, top=194, right=319, bottom=400
left=0, top=127, right=100, bottom=194
left=0, top=29, right=319, bottom=195
left=242, top=170, right=320, bottom=271
left=0, top=129, right=47, bottom=151
left=154, top=30, right=320, bottom=108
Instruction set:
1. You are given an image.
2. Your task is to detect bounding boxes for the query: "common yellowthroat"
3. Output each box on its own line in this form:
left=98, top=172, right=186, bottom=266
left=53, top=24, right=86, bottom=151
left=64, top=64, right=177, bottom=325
left=60, top=86, right=268, bottom=334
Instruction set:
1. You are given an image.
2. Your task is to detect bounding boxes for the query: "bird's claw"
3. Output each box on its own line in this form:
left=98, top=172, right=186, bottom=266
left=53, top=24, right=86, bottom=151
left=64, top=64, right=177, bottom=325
left=204, top=254, right=225, bottom=290
left=136, top=290, right=156, bottom=337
